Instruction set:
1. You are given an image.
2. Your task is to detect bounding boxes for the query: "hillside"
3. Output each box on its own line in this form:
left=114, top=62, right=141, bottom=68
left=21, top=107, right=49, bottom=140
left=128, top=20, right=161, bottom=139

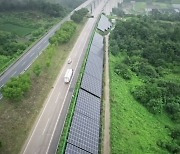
left=109, top=15, right=180, bottom=153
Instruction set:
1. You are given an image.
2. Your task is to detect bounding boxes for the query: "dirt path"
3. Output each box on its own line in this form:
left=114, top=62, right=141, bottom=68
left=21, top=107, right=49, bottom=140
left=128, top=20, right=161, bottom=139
left=103, top=34, right=111, bottom=154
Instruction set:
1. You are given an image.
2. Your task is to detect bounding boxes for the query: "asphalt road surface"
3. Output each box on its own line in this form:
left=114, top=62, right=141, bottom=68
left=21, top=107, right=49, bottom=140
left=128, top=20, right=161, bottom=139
left=0, top=0, right=96, bottom=99
left=21, top=0, right=108, bottom=154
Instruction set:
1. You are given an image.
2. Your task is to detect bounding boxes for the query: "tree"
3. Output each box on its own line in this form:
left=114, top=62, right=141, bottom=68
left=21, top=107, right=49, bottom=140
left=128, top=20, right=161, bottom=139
left=70, top=8, right=88, bottom=23
left=33, top=64, right=42, bottom=76
left=1, top=74, right=31, bottom=101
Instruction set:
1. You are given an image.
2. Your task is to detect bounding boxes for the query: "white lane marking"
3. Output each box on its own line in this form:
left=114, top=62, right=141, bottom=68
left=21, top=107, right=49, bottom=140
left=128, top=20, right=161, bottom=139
left=25, top=63, right=32, bottom=71
left=26, top=49, right=33, bottom=56
left=46, top=22, right=92, bottom=154
left=30, top=53, right=35, bottom=57
left=11, top=71, right=17, bottom=78
left=43, top=40, right=47, bottom=44
left=54, top=93, right=60, bottom=104
left=42, top=118, right=50, bottom=135
left=22, top=61, right=26, bottom=66
left=23, top=54, right=68, bottom=154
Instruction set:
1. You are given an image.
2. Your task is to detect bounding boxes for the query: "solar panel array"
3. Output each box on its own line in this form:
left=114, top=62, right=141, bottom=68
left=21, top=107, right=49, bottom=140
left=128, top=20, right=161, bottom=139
left=97, top=14, right=112, bottom=32
left=81, top=33, right=104, bottom=98
left=65, top=32, right=104, bottom=154
left=75, top=89, right=101, bottom=122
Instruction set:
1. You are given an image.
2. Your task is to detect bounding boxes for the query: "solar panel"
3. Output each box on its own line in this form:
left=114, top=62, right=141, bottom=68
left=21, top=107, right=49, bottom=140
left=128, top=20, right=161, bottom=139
left=89, top=44, right=104, bottom=59
left=65, top=32, right=105, bottom=154
left=81, top=72, right=102, bottom=98
left=85, top=60, right=103, bottom=80
left=65, top=143, right=90, bottom=154
left=67, top=112, right=100, bottom=154
left=97, top=15, right=112, bottom=32
left=87, top=52, right=103, bottom=68
left=92, top=32, right=104, bottom=47
left=75, top=89, right=101, bottom=122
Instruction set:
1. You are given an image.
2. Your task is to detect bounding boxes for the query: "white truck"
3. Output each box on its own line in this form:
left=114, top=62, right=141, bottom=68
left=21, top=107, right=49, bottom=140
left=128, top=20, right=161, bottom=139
left=64, top=69, right=73, bottom=83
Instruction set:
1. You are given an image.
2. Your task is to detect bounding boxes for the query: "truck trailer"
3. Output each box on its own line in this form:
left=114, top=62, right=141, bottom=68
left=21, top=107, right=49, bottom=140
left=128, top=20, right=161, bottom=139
left=64, top=69, right=73, bottom=83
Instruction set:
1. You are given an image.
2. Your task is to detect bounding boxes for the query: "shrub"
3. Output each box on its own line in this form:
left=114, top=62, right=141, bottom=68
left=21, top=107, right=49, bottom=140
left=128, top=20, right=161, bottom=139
left=1, top=74, right=31, bottom=101
left=114, top=64, right=131, bottom=80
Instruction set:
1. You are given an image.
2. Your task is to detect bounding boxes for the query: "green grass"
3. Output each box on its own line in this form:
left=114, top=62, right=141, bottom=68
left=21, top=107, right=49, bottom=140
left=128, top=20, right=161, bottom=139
left=0, top=55, right=11, bottom=68
left=110, top=54, right=173, bottom=154
left=0, top=23, right=34, bottom=36
left=153, top=2, right=170, bottom=9
left=172, top=0, right=180, bottom=4
left=134, top=2, right=146, bottom=12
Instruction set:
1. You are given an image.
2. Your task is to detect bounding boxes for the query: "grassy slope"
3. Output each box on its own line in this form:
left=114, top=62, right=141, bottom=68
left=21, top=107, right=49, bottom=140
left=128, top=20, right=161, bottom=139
left=134, top=2, right=146, bottom=12
left=0, top=21, right=85, bottom=154
left=0, top=23, right=34, bottom=36
left=110, top=54, right=173, bottom=154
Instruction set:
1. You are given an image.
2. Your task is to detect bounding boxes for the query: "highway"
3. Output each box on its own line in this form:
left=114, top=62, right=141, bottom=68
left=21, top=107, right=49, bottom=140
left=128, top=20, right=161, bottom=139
left=21, top=0, right=108, bottom=154
left=103, top=0, right=123, bottom=15
left=0, top=0, right=96, bottom=99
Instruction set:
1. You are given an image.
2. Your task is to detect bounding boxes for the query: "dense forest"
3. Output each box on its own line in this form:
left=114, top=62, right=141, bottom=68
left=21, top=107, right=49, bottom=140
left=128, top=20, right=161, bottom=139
left=110, top=15, right=180, bottom=153
left=59, top=0, right=88, bottom=9
left=0, top=0, right=67, bottom=17
left=0, top=0, right=87, bottom=11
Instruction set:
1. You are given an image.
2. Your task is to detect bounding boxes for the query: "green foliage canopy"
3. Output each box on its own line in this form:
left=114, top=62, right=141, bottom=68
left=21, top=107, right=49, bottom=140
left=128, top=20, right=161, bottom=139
left=70, top=8, right=88, bottom=23
left=1, top=74, right=31, bottom=101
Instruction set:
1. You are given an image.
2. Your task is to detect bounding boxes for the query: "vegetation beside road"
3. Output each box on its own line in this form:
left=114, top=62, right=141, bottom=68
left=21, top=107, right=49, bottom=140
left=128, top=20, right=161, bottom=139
left=114, top=0, right=178, bottom=15
left=0, top=11, right=59, bottom=73
left=0, top=20, right=86, bottom=154
left=110, top=16, right=180, bottom=153
left=71, top=8, right=89, bottom=23
left=49, top=21, right=77, bottom=44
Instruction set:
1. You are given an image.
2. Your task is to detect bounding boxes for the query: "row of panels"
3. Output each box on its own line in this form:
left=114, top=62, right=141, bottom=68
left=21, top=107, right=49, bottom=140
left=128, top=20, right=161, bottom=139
left=66, top=90, right=101, bottom=154
left=65, top=32, right=104, bottom=154
left=82, top=32, right=104, bottom=98
left=97, top=14, right=112, bottom=32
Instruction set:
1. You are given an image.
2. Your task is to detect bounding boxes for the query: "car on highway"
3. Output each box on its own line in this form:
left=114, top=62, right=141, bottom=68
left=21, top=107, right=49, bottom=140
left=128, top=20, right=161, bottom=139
left=67, top=58, right=72, bottom=64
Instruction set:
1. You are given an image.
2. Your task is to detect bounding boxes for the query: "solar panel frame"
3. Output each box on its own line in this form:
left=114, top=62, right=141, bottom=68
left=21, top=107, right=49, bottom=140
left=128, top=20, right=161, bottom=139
left=81, top=72, right=102, bottom=98
left=87, top=52, right=103, bottom=68
left=65, top=143, right=90, bottom=154
left=75, top=89, right=101, bottom=122
left=84, top=60, right=103, bottom=80
left=97, top=15, right=112, bottom=32
left=91, top=33, right=104, bottom=48
left=67, top=112, right=100, bottom=154
left=89, top=44, right=104, bottom=59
